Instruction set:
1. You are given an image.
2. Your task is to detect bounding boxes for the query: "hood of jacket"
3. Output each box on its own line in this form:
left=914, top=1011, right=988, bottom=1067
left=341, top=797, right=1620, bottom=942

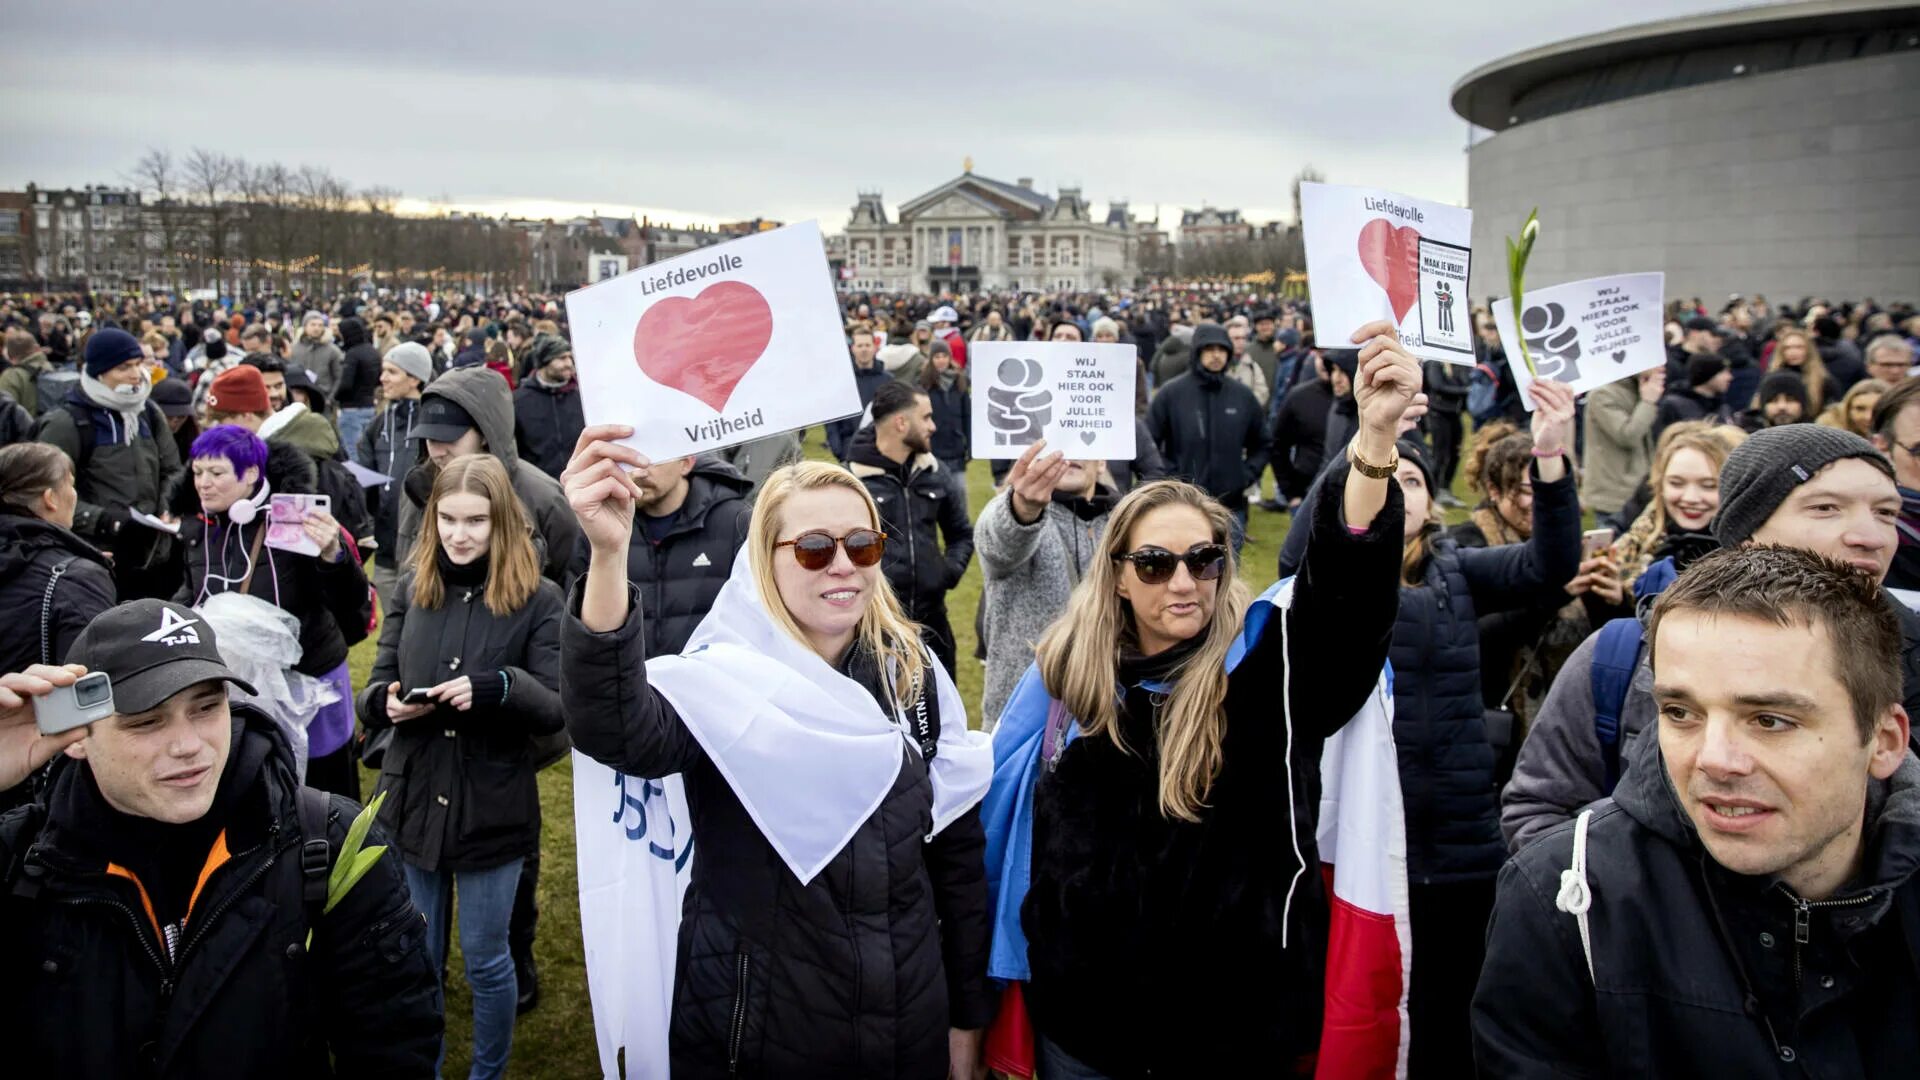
left=0, top=509, right=111, bottom=575
left=261, top=402, right=340, bottom=459
left=1614, top=715, right=1920, bottom=896
left=1188, top=324, right=1232, bottom=387
left=844, top=424, right=936, bottom=479
left=421, top=366, right=519, bottom=470
left=657, top=457, right=752, bottom=538
left=338, top=316, right=369, bottom=350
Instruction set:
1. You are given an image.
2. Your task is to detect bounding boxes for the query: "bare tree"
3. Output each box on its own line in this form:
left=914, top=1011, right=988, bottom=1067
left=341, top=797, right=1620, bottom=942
left=183, top=148, right=240, bottom=295
left=130, top=149, right=184, bottom=293
left=1290, top=164, right=1325, bottom=227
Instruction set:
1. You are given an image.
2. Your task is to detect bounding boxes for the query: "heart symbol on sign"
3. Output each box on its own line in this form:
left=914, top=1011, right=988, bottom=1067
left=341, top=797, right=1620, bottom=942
left=1356, top=218, right=1422, bottom=323
left=631, top=280, right=774, bottom=412
left=1611, top=350, right=1628, bottom=364
left=1080, top=431, right=1096, bottom=446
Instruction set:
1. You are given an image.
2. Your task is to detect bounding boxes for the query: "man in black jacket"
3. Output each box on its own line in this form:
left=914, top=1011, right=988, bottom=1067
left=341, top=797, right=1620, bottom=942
left=1145, top=322, right=1268, bottom=550
left=828, top=330, right=893, bottom=461
left=1654, top=353, right=1733, bottom=438
left=1475, top=548, right=1920, bottom=1077
left=1268, top=352, right=1335, bottom=511
left=847, top=380, right=973, bottom=676
left=332, top=315, right=382, bottom=454
left=565, top=454, right=753, bottom=657
left=0, top=600, right=442, bottom=1076
left=512, top=333, right=585, bottom=479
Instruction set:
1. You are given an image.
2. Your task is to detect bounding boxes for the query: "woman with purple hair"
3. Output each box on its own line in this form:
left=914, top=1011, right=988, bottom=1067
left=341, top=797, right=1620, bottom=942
left=169, top=423, right=373, bottom=798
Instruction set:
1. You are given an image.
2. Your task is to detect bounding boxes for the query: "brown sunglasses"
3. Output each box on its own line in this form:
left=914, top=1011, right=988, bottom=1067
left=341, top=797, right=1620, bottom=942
left=775, top=528, right=887, bottom=571
left=1114, top=544, right=1228, bottom=585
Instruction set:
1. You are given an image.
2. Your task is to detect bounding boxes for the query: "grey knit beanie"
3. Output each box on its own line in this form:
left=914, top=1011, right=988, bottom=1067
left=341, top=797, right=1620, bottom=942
left=1712, top=425, right=1894, bottom=546
left=385, top=342, right=435, bottom=388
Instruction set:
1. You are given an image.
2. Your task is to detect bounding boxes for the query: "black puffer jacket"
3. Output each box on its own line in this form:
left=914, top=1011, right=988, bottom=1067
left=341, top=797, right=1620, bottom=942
left=333, top=317, right=382, bottom=409
left=1392, top=465, right=1579, bottom=883
left=0, top=706, right=443, bottom=1078
left=1024, top=469, right=1404, bottom=1076
left=564, top=457, right=753, bottom=656
left=1474, top=723, right=1920, bottom=1077
left=512, top=376, right=586, bottom=479
left=561, top=582, right=994, bottom=1078
left=922, top=374, right=970, bottom=465
left=846, top=428, right=974, bottom=623
left=359, top=567, right=564, bottom=872
left=0, top=509, right=116, bottom=672
left=1144, top=325, right=1270, bottom=507
left=171, top=442, right=372, bottom=677
left=353, top=397, right=420, bottom=563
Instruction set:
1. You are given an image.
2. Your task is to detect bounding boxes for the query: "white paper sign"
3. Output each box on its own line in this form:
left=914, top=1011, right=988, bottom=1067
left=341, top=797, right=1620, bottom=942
left=128, top=507, right=180, bottom=534
left=969, top=342, right=1137, bottom=461
left=1492, top=272, right=1665, bottom=411
left=565, top=221, right=861, bottom=459
left=1299, top=182, right=1474, bottom=365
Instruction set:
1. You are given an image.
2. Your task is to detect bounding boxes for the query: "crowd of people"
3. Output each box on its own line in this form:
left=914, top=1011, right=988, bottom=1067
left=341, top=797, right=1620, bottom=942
left=0, top=279, right=1916, bottom=1078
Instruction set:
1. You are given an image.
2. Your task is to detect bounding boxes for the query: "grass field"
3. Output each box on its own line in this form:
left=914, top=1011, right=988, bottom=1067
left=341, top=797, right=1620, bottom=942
left=351, top=425, right=1478, bottom=1077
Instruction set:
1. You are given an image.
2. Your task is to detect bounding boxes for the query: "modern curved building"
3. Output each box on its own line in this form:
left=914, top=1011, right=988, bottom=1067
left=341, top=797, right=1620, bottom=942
left=1452, top=1, right=1920, bottom=302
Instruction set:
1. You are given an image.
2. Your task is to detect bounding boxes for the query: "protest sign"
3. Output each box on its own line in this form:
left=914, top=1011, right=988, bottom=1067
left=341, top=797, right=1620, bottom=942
left=969, top=341, right=1137, bottom=461
left=565, top=221, right=861, bottom=460
left=1299, top=182, right=1474, bottom=365
left=1491, top=272, right=1665, bottom=410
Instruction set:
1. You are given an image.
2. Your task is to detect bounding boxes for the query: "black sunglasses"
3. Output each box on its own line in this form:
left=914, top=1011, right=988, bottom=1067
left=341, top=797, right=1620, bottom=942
left=775, top=528, right=886, bottom=571
left=1113, top=544, right=1228, bottom=585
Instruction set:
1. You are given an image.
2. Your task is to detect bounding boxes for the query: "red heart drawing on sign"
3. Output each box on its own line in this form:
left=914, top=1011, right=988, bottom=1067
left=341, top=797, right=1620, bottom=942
left=631, top=280, right=774, bottom=412
left=1356, top=218, right=1422, bottom=323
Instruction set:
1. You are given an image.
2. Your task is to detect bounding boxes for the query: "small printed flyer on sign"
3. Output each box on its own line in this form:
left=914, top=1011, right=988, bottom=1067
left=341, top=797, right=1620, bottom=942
left=969, top=341, right=1137, bottom=461
left=1299, top=181, right=1475, bottom=365
left=1491, top=272, right=1666, bottom=409
left=564, top=220, right=861, bottom=459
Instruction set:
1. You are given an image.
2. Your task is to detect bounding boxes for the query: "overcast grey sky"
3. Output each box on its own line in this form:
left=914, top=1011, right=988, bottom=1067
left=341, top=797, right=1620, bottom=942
left=3, top=0, right=1751, bottom=230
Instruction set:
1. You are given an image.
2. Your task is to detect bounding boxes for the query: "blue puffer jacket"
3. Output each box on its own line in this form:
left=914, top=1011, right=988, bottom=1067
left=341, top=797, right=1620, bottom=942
left=1390, top=466, right=1581, bottom=882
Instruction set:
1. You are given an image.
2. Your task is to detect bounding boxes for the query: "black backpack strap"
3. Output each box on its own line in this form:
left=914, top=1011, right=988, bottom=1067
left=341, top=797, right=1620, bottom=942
left=294, top=786, right=333, bottom=925
left=38, top=554, right=77, bottom=666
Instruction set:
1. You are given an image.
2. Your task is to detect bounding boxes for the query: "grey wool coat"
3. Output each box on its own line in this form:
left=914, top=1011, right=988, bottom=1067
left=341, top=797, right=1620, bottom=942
left=975, top=487, right=1110, bottom=728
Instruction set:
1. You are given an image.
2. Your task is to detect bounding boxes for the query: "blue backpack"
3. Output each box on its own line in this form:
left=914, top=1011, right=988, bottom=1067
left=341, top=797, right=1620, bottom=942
left=1588, top=557, right=1683, bottom=791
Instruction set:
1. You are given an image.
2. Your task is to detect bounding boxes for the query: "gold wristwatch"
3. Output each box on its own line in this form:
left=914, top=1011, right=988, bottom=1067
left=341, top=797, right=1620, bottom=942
left=1347, top=441, right=1399, bottom=480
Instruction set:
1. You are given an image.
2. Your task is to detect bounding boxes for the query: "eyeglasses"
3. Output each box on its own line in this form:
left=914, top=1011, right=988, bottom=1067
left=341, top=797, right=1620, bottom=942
left=775, top=528, right=886, bottom=571
left=1891, top=438, right=1920, bottom=461
left=1113, top=544, right=1228, bottom=585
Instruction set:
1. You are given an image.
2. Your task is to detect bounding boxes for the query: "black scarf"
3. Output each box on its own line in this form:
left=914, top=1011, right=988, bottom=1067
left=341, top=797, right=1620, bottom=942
left=436, top=548, right=490, bottom=589
left=1118, top=631, right=1205, bottom=688
left=1053, top=484, right=1118, bottom=522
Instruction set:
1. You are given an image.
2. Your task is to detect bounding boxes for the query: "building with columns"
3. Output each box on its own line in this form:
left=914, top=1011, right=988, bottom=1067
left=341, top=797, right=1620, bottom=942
left=841, top=170, right=1141, bottom=293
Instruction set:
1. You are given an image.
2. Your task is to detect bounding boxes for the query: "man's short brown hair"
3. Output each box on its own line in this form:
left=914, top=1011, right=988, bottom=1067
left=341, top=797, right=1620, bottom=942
left=1649, top=546, right=1901, bottom=742
left=1870, top=375, right=1920, bottom=439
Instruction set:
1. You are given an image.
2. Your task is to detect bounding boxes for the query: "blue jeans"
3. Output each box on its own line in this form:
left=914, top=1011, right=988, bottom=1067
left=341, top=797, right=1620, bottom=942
left=1038, top=1035, right=1116, bottom=1080
left=337, top=406, right=374, bottom=456
left=403, top=858, right=524, bottom=1080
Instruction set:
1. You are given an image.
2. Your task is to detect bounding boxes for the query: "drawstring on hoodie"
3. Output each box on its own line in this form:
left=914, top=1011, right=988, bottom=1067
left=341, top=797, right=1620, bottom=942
left=1556, top=809, right=1596, bottom=981
left=1279, top=602, right=1305, bottom=949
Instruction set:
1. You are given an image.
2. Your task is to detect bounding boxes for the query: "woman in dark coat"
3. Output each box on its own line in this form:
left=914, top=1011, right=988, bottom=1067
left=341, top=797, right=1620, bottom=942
left=921, top=341, right=971, bottom=478
left=359, top=452, right=564, bottom=1080
left=173, top=424, right=370, bottom=798
left=0, top=442, right=117, bottom=675
left=984, top=321, right=1421, bottom=1079
left=1386, top=381, right=1582, bottom=1076
left=561, top=441, right=994, bottom=1079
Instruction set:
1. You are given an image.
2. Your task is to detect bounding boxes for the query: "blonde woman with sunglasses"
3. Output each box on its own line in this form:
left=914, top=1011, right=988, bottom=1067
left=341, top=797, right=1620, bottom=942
left=560, top=427, right=993, bottom=1079
left=981, top=321, right=1421, bottom=1078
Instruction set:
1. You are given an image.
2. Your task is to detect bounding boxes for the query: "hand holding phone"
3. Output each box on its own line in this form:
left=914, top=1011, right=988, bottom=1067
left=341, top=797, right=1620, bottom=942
left=400, top=688, right=434, bottom=706
left=0, top=664, right=101, bottom=791
left=1581, top=527, right=1617, bottom=560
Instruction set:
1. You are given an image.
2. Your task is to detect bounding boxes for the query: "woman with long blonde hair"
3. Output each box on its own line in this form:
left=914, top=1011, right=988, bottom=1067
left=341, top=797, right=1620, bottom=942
left=981, top=320, right=1422, bottom=1077
left=1770, top=327, right=1835, bottom=413
left=561, top=434, right=994, bottom=1078
left=1609, top=421, right=1744, bottom=593
left=358, top=452, right=564, bottom=1078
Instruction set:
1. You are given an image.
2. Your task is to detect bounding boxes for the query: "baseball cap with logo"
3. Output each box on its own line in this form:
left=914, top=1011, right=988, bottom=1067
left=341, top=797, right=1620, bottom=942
left=407, top=396, right=479, bottom=443
left=67, top=599, right=257, bottom=715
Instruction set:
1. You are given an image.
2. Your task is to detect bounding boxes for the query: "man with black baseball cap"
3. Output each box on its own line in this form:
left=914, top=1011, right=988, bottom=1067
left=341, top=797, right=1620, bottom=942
left=0, top=598, right=442, bottom=1075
